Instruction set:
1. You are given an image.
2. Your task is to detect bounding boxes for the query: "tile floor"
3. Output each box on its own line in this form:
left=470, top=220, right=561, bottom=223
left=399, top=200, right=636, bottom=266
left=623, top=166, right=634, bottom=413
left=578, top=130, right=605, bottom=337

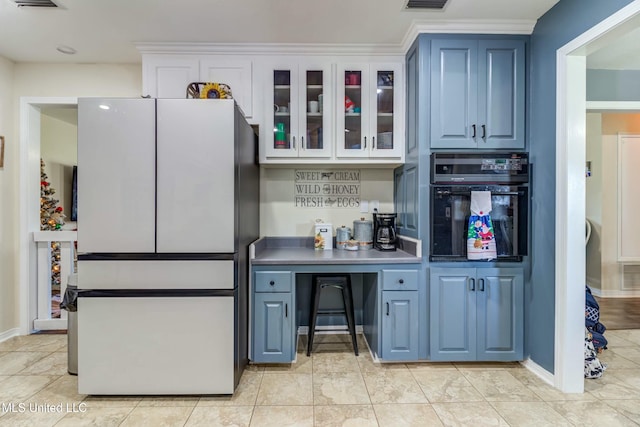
left=1, top=331, right=640, bottom=426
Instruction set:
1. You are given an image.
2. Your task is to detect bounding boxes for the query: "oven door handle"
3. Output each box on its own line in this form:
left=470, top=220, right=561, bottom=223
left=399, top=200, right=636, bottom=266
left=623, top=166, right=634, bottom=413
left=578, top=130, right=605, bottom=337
left=435, top=190, right=524, bottom=196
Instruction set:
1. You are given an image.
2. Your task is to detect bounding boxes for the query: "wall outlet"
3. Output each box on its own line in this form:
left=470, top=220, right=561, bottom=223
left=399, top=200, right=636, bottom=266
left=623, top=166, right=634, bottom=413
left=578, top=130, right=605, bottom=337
left=370, top=200, right=379, bottom=212
left=360, top=200, right=369, bottom=213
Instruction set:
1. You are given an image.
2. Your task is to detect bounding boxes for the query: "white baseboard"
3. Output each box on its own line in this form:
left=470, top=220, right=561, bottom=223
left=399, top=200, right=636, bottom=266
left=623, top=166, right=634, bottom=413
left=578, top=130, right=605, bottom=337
left=521, top=357, right=554, bottom=387
left=0, top=328, right=21, bottom=343
left=33, top=318, right=67, bottom=331
left=592, top=289, right=640, bottom=298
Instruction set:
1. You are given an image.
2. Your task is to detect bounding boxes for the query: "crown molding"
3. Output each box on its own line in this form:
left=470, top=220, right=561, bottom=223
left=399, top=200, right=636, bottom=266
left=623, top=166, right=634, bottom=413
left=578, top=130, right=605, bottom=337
left=136, top=19, right=537, bottom=58
left=401, top=19, right=537, bottom=51
left=135, top=42, right=405, bottom=57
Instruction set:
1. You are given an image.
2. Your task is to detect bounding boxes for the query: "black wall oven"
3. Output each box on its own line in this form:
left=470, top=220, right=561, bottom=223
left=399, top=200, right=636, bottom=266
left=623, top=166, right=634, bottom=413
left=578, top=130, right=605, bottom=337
left=430, top=153, right=529, bottom=262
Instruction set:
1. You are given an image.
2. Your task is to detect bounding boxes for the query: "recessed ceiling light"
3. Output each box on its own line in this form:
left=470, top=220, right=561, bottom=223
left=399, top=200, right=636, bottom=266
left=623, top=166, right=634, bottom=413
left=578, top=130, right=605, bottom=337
left=56, top=45, right=76, bottom=55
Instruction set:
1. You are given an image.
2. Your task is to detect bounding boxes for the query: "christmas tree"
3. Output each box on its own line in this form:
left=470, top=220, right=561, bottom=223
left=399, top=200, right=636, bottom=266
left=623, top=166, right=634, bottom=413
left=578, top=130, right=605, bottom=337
left=40, top=158, right=65, bottom=318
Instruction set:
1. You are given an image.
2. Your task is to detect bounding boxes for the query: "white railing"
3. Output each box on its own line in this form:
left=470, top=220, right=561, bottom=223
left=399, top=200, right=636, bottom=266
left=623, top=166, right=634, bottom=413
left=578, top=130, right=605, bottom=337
left=33, top=230, right=77, bottom=331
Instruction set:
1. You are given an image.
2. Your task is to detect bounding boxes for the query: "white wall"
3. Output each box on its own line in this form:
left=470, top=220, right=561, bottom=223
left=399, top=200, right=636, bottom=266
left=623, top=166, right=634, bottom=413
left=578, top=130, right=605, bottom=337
left=587, top=112, right=640, bottom=296
left=0, top=56, right=16, bottom=337
left=260, top=167, right=394, bottom=236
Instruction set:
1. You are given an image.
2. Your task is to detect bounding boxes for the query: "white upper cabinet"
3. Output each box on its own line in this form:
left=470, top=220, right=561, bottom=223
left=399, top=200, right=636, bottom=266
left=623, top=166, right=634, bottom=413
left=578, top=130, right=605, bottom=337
left=142, top=56, right=199, bottom=99
left=336, top=62, right=404, bottom=160
left=142, top=55, right=254, bottom=119
left=140, top=49, right=404, bottom=165
left=199, top=58, right=253, bottom=117
left=263, top=61, right=333, bottom=159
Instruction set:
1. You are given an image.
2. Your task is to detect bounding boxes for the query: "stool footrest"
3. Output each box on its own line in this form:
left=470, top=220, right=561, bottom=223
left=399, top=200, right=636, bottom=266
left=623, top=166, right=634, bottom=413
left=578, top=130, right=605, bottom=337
left=316, top=310, right=347, bottom=315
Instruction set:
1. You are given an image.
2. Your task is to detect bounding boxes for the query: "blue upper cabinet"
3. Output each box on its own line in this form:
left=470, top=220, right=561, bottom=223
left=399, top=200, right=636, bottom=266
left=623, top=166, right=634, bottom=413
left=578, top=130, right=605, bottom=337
left=430, top=38, right=525, bottom=149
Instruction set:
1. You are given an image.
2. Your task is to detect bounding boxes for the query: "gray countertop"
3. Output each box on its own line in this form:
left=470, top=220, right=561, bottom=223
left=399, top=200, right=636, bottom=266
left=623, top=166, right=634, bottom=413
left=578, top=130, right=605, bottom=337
left=251, top=236, right=422, bottom=265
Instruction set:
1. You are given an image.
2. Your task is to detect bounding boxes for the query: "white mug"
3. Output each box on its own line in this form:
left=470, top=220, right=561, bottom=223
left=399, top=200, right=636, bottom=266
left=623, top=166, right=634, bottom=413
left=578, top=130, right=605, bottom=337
left=309, top=100, right=319, bottom=113
left=279, top=106, right=288, bottom=113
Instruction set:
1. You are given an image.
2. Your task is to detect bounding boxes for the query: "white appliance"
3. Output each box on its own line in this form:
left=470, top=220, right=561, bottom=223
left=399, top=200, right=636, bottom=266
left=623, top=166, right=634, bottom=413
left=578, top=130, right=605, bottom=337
left=76, top=98, right=259, bottom=395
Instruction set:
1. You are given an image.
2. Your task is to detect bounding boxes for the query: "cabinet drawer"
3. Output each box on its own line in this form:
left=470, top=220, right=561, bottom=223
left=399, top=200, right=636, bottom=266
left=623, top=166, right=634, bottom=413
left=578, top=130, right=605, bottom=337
left=255, top=271, right=292, bottom=293
left=382, top=269, right=418, bottom=291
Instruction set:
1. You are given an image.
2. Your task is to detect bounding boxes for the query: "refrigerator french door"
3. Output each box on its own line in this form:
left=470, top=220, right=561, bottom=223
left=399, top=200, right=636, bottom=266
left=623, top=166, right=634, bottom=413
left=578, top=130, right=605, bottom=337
left=77, top=98, right=257, bottom=395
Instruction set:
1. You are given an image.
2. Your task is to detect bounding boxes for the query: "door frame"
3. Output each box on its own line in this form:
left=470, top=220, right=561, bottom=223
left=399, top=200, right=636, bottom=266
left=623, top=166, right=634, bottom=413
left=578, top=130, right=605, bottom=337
left=556, top=0, right=640, bottom=393
left=18, top=97, right=78, bottom=334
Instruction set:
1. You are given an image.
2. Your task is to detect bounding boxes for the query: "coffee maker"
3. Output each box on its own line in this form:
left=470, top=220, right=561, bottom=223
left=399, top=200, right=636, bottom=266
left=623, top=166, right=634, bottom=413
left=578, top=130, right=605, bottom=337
left=373, top=212, right=397, bottom=251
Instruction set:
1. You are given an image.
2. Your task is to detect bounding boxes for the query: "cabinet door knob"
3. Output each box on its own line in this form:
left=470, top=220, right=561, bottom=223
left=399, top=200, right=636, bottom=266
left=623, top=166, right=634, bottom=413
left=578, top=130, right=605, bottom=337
left=269, top=280, right=275, bottom=286
left=398, top=279, right=404, bottom=284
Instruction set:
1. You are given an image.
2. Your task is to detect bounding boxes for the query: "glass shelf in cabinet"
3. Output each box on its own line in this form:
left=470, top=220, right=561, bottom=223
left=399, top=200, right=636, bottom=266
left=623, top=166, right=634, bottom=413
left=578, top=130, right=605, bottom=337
left=274, top=85, right=291, bottom=90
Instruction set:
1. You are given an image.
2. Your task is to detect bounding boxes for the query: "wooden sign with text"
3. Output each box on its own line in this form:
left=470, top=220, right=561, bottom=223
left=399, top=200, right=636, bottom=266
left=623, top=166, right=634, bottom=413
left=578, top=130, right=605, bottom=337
left=294, top=170, right=360, bottom=208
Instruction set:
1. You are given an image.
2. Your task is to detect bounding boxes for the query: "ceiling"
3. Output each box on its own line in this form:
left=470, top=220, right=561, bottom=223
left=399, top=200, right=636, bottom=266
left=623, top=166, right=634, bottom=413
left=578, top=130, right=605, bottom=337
left=0, top=0, right=561, bottom=64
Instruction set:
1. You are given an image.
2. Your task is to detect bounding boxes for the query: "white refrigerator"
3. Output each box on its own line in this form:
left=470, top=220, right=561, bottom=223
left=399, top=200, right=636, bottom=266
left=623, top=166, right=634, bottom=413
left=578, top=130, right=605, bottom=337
left=76, top=98, right=259, bottom=395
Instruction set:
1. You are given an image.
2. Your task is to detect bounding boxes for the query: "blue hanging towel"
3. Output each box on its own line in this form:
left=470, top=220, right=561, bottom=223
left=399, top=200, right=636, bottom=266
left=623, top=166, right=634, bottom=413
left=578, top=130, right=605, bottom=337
left=467, top=191, right=497, bottom=260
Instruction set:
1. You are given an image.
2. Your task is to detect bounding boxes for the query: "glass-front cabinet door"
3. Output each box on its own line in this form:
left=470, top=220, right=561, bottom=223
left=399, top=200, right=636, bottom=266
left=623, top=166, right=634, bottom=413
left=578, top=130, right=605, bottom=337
left=370, top=64, right=403, bottom=158
left=336, top=64, right=369, bottom=158
left=298, top=64, right=332, bottom=158
left=336, top=63, right=403, bottom=159
left=264, top=63, right=332, bottom=159
left=266, top=67, right=297, bottom=158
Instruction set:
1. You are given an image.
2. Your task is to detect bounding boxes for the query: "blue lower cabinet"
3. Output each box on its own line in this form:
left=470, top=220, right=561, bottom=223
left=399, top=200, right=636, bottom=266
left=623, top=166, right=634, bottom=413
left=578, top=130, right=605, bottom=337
left=380, top=269, right=420, bottom=361
left=253, top=270, right=294, bottom=363
left=253, top=292, right=293, bottom=363
left=381, top=290, right=419, bottom=360
left=430, top=267, right=523, bottom=361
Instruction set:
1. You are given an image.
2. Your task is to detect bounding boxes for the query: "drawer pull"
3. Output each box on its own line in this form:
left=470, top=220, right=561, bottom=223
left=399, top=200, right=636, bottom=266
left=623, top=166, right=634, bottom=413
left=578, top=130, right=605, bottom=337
left=398, top=279, right=404, bottom=284
left=269, top=280, right=275, bottom=286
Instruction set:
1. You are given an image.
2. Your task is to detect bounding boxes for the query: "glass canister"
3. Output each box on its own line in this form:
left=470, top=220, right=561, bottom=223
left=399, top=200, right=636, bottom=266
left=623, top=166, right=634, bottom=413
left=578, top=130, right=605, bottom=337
left=336, top=226, right=352, bottom=250
left=353, top=218, right=373, bottom=250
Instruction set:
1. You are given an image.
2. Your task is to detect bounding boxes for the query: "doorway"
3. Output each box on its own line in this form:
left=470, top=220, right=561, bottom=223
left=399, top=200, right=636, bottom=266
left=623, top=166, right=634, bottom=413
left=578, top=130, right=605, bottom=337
left=557, top=1, right=640, bottom=393
left=18, top=97, right=78, bottom=334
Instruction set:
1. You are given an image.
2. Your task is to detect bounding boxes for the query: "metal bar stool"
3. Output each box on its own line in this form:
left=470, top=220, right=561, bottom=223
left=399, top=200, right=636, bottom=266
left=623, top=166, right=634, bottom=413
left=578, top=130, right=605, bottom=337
left=307, top=274, right=358, bottom=356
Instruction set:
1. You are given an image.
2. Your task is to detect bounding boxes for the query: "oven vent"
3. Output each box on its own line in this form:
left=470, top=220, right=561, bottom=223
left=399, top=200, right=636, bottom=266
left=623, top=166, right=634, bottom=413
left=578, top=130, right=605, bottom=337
left=405, top=0, right=449, bottom=9
left=11, top=0, right=58, bottom=7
